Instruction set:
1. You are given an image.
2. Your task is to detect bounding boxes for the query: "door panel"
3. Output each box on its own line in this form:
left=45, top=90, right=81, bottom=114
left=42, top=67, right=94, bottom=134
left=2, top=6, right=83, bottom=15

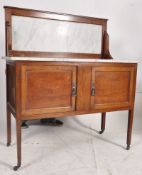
left=21, top=65, right=77, bottom=115
left=91, top=65, right=135, bottom=110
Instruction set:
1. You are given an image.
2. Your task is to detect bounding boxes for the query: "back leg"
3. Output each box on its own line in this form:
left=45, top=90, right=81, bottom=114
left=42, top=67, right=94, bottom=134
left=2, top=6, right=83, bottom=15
left=99, top=112, right=106, bottom=134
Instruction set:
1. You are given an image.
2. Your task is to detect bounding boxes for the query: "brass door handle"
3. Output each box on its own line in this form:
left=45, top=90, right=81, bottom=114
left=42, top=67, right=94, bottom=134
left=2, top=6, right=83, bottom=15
left=72, top=83, right=77, bottom=96
left=91, top=83, right=95, bottom=96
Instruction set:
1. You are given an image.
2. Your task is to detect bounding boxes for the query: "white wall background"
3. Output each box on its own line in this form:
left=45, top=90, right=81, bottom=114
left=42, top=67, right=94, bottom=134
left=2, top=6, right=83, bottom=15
left=0, top=0, right=142, bottom=141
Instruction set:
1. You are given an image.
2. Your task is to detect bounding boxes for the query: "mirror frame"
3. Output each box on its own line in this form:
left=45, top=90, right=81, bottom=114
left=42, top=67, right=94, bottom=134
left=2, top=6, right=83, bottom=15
left=5, top=6, right=108, bottom=59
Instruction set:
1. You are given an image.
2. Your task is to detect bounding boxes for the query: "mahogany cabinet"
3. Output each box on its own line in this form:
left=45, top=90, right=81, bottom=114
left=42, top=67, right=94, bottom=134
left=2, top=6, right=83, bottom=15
left=4, top=6, right=138, bottom=171
left=7, top=62, right=137, bottom=118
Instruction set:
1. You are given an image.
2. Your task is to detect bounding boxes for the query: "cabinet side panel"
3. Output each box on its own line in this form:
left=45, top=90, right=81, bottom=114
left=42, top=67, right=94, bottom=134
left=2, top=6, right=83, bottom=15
left=7, top=63, right=16, bottom=111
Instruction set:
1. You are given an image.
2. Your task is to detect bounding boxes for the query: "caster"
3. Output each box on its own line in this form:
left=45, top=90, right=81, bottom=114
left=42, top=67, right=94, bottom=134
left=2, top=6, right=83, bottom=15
left=13, top=165, right=21, bottom=171
left=99, top=129, right=105, bottom=134
left=126, top=145, right=130, bottom=150
left=7, top=142, right=11, bottom=146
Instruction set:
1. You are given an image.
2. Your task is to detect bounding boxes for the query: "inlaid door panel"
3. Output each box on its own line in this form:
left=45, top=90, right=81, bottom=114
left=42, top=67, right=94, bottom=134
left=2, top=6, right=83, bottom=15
left=91, top=65, right=135, bottom=110
left=20, top=65, right=77, bottom=115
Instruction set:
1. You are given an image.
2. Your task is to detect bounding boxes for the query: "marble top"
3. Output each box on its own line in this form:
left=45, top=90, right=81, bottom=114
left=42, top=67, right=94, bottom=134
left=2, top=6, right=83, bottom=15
left=3, top=57, right=139, bottom=63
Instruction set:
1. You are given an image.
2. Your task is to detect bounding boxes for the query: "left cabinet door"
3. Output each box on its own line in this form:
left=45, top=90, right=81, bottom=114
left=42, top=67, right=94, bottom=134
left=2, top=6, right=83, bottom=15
left=20, top=65, right=77, bottom=115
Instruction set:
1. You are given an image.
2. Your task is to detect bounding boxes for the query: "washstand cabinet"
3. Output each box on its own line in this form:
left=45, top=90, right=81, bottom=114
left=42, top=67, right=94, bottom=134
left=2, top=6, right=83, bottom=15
left=4, top=6, right=137, bottom=170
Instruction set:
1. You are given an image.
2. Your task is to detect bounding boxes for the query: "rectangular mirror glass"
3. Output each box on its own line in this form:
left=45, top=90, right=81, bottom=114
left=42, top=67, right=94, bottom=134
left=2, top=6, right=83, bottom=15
left=12, top=16, right=102, bottom=54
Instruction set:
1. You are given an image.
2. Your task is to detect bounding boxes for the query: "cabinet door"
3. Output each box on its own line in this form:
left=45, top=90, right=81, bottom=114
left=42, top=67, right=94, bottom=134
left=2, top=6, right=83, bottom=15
left=91, top=64, right=136, bottom=110
left=20, top=65, right=77, bottom=115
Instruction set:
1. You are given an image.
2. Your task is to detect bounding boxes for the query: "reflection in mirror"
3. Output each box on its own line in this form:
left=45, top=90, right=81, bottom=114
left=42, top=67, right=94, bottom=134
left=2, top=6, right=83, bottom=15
left=12, top=16, right=102, bottom=54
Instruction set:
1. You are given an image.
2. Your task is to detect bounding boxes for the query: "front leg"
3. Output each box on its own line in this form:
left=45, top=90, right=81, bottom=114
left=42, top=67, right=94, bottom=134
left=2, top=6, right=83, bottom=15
left=126, top=109, right=134, bottom=150
left=7, top=105, right=11, bottom=146
left=13, top=119, right=21, bottom=171
left=99, top=112, right=106, bottom=134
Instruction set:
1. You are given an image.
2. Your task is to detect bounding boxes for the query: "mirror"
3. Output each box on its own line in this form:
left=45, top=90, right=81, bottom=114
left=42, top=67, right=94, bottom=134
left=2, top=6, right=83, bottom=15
left=12, top=16, right=102, bottom=54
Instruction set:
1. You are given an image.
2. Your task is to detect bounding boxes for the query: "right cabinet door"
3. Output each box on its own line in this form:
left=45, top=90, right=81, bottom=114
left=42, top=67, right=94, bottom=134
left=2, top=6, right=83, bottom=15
left=91, top=64, right=136, bottom=111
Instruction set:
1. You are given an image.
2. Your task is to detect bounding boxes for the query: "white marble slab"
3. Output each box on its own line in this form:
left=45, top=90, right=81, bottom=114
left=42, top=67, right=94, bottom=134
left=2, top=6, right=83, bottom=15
left=3, top=56, right=139, bottom=63
left=12, top=16, right=102, bottom=54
